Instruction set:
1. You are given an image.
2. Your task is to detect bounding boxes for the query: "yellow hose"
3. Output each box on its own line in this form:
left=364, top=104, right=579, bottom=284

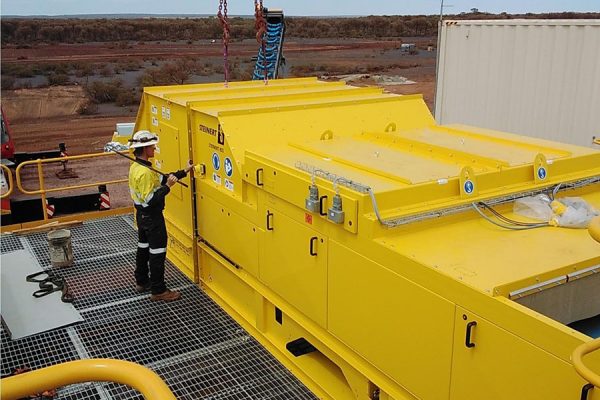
left=1, top=359, right=176, bottom=400
left=572, top=338, right=600, bottom=388
left=589, top=216, right=600, bottom=244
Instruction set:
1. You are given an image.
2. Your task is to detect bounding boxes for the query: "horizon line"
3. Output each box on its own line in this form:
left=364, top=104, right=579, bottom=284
left=3, top=10, right=595, bottom=19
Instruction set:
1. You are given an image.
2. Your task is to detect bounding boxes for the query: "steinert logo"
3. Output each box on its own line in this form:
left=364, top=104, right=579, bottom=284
left=199, top=124, right=219, bottom=136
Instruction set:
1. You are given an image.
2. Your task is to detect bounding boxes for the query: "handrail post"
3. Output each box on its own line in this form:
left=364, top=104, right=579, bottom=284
left=36, top=159, right=48, bottom=221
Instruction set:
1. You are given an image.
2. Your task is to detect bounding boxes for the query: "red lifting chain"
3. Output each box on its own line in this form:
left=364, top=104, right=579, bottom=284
left=254, top=0, right=268, bottom=84
left=217, top=0, right=230, bottom=86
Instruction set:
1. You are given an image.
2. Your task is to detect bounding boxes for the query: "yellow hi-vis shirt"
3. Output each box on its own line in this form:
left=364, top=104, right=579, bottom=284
left=128, top=160, right=163, bottom=209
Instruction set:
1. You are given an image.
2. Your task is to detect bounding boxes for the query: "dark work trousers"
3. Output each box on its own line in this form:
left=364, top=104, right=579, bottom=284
left=135, top=210, right=168, bottom=295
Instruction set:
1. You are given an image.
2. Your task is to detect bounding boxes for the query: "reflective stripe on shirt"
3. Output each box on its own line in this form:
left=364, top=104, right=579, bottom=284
left=129, top=161, right=161, bottom=207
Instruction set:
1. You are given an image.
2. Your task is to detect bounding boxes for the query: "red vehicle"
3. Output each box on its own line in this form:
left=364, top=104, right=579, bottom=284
left=1, top=107, right=15, bottom=161
left=1, top=107, right=14, bottom=216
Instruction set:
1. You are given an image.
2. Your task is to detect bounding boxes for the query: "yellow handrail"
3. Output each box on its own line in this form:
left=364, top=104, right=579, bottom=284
left=572, top=337, right=600, bottom=388
left=1, top=164, right=14, bottom=199
left=1, top=359, right=176, bottom=400
left=14, top=151, right=130, bottom=221
left=15, top=152, right=129, bottom=195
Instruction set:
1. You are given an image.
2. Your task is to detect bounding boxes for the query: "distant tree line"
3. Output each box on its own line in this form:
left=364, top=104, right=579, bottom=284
left=2, top=12, right=598, bottom=45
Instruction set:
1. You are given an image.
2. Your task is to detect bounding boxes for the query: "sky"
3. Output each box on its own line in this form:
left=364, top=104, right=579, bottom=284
left=2, top=0, right=599, bottom=16
left=0, top=0, right=600, bottom=16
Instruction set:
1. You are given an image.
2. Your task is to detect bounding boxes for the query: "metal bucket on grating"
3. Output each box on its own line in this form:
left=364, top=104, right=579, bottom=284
left=47, top=229, right=74, bottom=267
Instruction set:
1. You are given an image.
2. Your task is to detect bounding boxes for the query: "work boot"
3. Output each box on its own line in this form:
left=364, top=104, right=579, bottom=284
left=150, top=289, right=181, bottom=302
left=135, top=282, right=152, bottom=293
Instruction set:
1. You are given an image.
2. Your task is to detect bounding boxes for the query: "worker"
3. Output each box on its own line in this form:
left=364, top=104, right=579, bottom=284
left=128, top=130, right=193, bottom=301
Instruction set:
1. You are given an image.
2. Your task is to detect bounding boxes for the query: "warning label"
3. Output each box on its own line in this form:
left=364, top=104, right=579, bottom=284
left=212, top=173, right=222, bottom=185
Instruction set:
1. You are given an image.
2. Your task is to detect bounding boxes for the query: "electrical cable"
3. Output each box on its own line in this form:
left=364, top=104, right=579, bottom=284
left=475, top=201, right=548, bottom=227
left=471, top=202, right=549, bottom=230
left=551, top=183, right=562, bottom=200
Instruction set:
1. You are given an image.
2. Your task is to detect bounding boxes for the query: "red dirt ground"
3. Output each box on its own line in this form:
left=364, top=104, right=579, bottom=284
left=2, top=40, right=402, bottom=64
left=8, top=115, right=135, bottom=210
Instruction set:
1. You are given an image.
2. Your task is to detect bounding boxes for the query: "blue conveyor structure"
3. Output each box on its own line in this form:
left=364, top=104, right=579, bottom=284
left=253, top=8, right=285, bottom=80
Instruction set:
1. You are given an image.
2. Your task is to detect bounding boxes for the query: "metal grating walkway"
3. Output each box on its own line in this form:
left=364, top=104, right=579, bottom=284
left=1, top=215, right=317, bottom=399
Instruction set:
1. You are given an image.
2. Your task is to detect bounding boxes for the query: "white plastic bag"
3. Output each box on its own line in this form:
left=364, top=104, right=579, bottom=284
left=550, top=197, right=600, bottom=228
left=104, top=142, right=129, bottom=152
left=513, top=194, right=553, bottom=222
left=513, top=195, right=599, bottom=229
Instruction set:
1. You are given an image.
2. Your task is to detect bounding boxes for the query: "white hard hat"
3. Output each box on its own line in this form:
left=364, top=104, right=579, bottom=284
left=129, top=130, right=159, bottom=148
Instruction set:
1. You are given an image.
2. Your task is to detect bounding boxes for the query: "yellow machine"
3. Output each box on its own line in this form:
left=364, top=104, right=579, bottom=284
left=132, top=77, right=600, bottom=399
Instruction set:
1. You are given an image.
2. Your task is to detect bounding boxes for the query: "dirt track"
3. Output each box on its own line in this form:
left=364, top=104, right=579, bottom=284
left=9, top=115, right=134, bottom=154
left=2, top=40, right=401, bottom=63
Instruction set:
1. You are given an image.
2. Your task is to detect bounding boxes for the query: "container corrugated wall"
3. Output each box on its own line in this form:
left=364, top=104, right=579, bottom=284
left=435, top=20, right=600, bottom=147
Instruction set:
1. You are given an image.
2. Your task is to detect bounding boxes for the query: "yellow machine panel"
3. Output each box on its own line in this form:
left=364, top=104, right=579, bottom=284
left=261, top=208, right=328, bottom=327
left=136, top=78, right=600, bottom=399
left=328, top=241, right=455, bottom=400
left=450, top=306, right=587, bottom=400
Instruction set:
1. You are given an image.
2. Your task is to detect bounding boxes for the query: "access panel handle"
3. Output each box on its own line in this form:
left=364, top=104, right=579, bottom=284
left=465, top=321, right=477, bottom=348
left=266, top=211, right=274, bottom=231
left=256, top=168, right=264, bottom=186
left=309, top=237, right=318, bottom=256
left=319, top=195, right=328, bottom=216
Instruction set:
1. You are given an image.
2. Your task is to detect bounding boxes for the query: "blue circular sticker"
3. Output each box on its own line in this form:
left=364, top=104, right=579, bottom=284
left=224, top=157, right=233, bottom=177
left=537, top=167, right=547, bottom=180
left=464, top=180, right=474, bottom=194
left=211, top=153, right=220, bottom=171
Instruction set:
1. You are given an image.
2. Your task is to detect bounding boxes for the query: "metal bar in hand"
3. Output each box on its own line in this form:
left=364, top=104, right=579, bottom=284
left=113, top=151, right=189, bottom=188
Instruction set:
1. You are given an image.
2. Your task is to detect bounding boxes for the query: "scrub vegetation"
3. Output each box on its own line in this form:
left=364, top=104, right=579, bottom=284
left=2, top=12, right=597, bottom=44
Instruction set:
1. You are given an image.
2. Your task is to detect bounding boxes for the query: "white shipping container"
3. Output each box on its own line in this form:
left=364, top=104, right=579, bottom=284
left=435, top=19, right=600, bottom=147
left=115, top=122, right=135, bottom=136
